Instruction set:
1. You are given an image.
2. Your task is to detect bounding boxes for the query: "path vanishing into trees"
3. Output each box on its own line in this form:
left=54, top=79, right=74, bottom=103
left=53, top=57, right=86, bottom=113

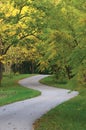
left=0, top=75, right=78, bottom=130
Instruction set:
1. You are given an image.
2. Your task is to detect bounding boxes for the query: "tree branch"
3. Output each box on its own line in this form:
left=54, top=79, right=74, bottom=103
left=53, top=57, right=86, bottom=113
left=3, top=44, right=13, bottom=54
left=19, top=33, right=40, bottom=41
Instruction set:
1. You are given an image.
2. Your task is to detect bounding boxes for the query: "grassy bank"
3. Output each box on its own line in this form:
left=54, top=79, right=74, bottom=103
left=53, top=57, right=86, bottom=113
left=34, top=75, right=86, bottom=130
left=0, top=74, right=40, bottom=106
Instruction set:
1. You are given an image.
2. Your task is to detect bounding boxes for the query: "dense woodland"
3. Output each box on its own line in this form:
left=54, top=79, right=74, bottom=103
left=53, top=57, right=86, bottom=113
left=0, top=0, right=86, bottom=86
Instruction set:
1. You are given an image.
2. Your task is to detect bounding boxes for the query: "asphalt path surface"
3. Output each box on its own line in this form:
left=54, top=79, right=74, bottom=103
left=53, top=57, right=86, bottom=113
left=0, top=75, right=78, bottom=130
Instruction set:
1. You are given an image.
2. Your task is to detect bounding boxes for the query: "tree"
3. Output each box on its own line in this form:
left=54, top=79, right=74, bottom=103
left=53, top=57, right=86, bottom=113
left=36, top=0, right=86, bottom=84
left=0, top=0, right=46, bottom=84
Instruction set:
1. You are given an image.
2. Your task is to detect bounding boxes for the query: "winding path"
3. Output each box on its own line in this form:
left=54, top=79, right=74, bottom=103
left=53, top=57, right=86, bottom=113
left=0, top=75, right=78, bottom=130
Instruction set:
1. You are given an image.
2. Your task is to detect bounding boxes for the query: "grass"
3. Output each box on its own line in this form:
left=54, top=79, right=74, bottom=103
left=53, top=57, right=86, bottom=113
left=34, top=75, right=86, bottom=130
left=0, top=74, right=40, bottom=106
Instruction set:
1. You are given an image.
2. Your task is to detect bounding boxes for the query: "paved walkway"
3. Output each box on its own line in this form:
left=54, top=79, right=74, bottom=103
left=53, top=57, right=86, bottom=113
left=0, top=75, right=78, bottom=130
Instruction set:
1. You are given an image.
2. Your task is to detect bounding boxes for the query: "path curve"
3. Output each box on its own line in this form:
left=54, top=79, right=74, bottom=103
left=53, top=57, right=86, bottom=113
left=0, top=75, right=78, bottom=130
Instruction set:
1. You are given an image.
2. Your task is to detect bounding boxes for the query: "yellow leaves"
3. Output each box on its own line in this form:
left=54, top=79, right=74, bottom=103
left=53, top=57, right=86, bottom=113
left=0, top=56, right=3, bottom=61
left=47, top=43, right=57, bottom=60
left=21, top=6, right=35, bottom=15
left=0, top=23, right=16, bottom=37
left=21, top=6, right=29, bottom=14
left=18, top=21, right=26, bottom=29
left=0, top=1, right=18, bottom=18
left=5, top=46, right=30, bottom=63
left=1, top=60, right=5, bottom=64
left=0, top=55, right=5, bottom=64
left=52, top=0, right=61, bottom=5
left=0, top=19, right=3, bottom=24
left=38, top=60, right=49, bottom=72
left=61, top=7, right=67, bottom=14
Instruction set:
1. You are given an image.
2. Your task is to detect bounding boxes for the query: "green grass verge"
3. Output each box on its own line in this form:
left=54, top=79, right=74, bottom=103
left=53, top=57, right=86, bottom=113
left=0, top=74, right=40, bottom=106
left=34, top=75, right=86, bottom=130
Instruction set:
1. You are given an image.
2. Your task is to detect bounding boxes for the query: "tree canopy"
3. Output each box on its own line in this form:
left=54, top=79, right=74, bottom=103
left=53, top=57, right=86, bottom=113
left=0, top=0, right=86, bottom=85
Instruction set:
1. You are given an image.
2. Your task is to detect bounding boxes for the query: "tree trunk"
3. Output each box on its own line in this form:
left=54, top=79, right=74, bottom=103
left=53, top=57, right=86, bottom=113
left=65, top=66, right=72, bottom=80
left=31, top=61, right=34, bottom=74
left=0, top=62, right=3, bottom=86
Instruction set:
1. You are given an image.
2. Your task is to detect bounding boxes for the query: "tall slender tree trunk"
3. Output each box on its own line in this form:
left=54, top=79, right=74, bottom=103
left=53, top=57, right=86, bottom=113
left=65, top=66, right=72, bottom=80
left=0, top=62, right=3, bottom=86
left=31, top=61, right=34, bottom=74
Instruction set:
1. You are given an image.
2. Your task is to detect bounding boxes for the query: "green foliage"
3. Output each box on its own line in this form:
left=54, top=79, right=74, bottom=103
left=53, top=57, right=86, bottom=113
left=0, top=0, right=86, bottom=85
left=35, top=0, right=86, bottom=84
